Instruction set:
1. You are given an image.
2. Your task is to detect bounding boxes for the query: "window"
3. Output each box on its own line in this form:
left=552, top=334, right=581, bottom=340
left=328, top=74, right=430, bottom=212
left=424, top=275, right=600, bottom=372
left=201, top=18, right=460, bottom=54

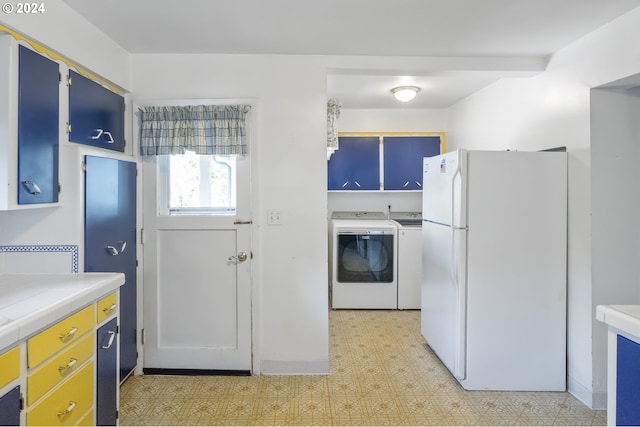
left=161, top=150, right=237, bottom=215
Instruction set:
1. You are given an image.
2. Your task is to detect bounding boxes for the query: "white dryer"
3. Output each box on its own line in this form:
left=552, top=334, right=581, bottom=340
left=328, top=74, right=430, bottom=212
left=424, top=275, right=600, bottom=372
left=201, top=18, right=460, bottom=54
left=330, top=214, right=398, bottom=309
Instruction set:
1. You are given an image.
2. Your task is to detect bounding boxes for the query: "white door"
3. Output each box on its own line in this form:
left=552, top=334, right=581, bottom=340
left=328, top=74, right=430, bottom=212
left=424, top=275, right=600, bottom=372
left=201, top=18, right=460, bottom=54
left=142, top=151, right=252, bottom=372
left=421, top=149, right=467, bottom=380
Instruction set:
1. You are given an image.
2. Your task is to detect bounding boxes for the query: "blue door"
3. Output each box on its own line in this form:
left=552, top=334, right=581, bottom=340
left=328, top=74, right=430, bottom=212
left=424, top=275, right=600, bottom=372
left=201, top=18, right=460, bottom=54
left=69, top=71, right=125, bottom=152
left=96, top=317, right=118, bottom=426
left=617, top=335, right=640, bottom=425
left=328, top=136, right=379, bottom=190
left=384, top=136, right=441, bottom=190
left=18, top=46, right=59, bottom=205
left=0, top=386, right=20, bottom=426
left=85, top=156, right=137, bottom=382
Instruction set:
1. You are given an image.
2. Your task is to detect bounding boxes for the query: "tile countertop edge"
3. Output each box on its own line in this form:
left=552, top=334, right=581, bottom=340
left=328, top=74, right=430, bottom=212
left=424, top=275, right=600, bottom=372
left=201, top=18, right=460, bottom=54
left=0, top=272, right=125, bottom=352
left=596, top=305, right=640, bottom=338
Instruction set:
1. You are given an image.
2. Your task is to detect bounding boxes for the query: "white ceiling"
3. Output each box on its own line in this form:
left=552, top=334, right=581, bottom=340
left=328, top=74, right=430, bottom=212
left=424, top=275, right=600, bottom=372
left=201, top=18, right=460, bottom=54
left=61, top=0, right=640, bottom=109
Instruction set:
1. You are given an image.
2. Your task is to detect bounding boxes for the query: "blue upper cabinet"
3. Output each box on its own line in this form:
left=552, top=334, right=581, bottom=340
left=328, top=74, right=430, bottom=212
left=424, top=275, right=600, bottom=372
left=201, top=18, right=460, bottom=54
left=69, top=70, right=125, bottom=152
left=17, top=46, right=60, bottom=205
left=328, top=136, right=380, bottom=190
left=383, top=136, right=441, bottom=190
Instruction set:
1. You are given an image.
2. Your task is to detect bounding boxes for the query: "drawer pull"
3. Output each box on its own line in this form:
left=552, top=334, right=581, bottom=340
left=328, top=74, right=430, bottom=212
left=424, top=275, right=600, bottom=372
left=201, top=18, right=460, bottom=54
left=103, top=303, right=117, bottom=314
left=58, top=358, right=78, bottom=375
left=102, top=331, right=116, bottom=349
left=58, top=327, right=78, bottom=342
left=57, top=401, right=76, bottom=418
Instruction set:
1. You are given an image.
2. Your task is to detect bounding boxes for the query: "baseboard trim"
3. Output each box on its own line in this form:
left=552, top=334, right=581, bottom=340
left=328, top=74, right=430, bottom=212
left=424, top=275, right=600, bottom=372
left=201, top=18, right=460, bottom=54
left=143, top=368, right=251, bottom=376
left=568, top=375, right=606, bottom=410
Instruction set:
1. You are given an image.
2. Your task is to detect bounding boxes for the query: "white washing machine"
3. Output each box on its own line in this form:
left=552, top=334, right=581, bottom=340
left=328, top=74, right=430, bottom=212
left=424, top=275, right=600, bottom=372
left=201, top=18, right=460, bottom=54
left=391, top=212, right=422, bottom=310
left=330, top=212, right=398, bottom=309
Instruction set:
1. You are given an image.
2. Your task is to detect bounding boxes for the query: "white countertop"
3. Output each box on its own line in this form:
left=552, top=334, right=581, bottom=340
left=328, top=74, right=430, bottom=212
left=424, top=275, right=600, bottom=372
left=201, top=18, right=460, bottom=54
left=0, top=273, right=125, bottom=352
left=596, top=305, right=640, bottom=338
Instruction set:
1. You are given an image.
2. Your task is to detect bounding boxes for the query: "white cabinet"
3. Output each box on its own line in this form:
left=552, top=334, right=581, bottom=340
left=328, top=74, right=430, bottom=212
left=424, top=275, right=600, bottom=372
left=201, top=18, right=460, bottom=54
left=596, top=305, right=640, bottom=426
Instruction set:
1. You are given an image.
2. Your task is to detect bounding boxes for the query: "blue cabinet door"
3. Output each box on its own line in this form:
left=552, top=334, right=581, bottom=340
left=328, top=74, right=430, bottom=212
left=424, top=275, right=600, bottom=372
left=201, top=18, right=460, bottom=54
left=18, top=46, right=59, bottom=205
left=85, top=156, right=137, bottom=382
left=617, top=335, right=640, bottom=425
left=384, top=136, right=440, bottom=190
left=69, top=71, right=125, bottom=152
left=328, top=136, right=379, bottom=190
left=0, top=386, right=20, bottom=426
left=97, top=317, right=118, bottom=426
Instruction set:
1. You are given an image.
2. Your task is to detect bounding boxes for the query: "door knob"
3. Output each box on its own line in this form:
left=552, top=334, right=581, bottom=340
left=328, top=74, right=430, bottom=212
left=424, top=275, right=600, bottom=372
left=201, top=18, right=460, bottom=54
left=228, top=251, right=248, bottom=263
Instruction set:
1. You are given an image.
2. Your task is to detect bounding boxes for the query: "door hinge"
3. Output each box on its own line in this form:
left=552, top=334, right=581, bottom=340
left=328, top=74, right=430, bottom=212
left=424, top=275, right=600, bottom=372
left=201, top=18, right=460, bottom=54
left=58, top=183, right=61, bottom=194
left=136, top=259, right=139, bottom=267
left=66, top=122, right=72, bottom=134
left=67, top=74, right=72, bottom=86
left=116, top=410, right=119, bottom=420
left=58, top=72, right=61, bottom=83
left=141, top=328, right=144, bottom=345
left=116, top=325, right=120, bottom=334
left=81, top=161, right=87, bottom=172
left=140, top=228, right=144, bottom=245
left=19, top=394, right=24, bottom=410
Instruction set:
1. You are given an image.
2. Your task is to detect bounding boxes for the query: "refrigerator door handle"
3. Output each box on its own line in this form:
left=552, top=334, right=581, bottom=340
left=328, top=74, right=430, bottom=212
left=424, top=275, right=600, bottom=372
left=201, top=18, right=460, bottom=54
left=450, top=164, right=462, bottom=286
left=450, top=162, right=467, bottom=381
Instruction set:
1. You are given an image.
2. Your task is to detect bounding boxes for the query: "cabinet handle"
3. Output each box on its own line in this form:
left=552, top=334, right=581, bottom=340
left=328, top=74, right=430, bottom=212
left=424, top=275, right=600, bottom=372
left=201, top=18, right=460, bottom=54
left=354, top=181, right=361, bottom=188
left=102, top=131, right=114, bottom=144
left=403, top=181, right=410, bottom=188
left=103, top=303, right=117, bottom=314
left=416, top=181, right=422, bottom=188
left=22, top=180, right=41, bottom=195
left=57, top=401, right=77, bottom=418
left=102, top=331, right=116, bottom=349
left=341, top=181, right=349, bottom=188
left=58, top=327, right=78, bottom=342
left=58, top=358, right=77, bottom=375
left=106, top=241, right=126, bottom=256
left=90, top=129, right=115, bottom=144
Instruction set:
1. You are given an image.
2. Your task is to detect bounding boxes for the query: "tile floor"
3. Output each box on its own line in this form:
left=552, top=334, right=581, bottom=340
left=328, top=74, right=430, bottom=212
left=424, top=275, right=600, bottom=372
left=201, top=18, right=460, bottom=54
left=120, top=310, right=606, bottom=426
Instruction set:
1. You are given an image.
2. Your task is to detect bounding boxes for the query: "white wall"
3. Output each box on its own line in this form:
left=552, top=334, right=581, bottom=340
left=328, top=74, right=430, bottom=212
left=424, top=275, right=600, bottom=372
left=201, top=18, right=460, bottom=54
left=590, top=86, right=640, bottom=403
left=0, top=0, right=130, bottom=90
left=131, top=54, right=330, bottom=373
left=447, top=7, right=640, bottom=408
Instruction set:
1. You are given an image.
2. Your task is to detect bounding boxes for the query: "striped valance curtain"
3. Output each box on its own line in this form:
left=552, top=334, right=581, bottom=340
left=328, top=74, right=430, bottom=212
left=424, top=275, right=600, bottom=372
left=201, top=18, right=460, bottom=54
left=139, top=105, right=251, bottom=156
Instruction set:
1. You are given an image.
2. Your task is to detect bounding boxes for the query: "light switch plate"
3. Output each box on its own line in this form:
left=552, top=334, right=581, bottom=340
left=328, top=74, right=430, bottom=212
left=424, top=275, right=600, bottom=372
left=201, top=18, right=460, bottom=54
left=267, top=211, right=282, bottom=225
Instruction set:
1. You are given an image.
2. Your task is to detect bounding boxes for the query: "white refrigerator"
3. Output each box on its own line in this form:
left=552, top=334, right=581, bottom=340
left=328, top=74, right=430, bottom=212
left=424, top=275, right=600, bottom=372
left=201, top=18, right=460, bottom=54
left=421, top=149, right=567, bottom=391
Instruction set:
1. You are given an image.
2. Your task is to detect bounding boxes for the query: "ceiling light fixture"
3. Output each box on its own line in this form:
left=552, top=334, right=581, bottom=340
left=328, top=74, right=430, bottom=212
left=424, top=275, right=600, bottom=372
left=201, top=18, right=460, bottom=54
left=391, top=86, right=420, bottom=103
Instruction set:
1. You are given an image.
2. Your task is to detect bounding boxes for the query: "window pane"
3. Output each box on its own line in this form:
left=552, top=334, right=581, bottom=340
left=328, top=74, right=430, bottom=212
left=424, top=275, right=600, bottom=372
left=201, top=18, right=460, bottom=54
left=168, top=151, right=236, bottom=214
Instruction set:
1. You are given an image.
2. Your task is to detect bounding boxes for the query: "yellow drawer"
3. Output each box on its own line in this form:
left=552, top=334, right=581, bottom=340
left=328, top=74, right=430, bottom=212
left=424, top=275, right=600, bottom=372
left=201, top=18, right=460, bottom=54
left=27, top=305, right=95, bottom=368
left=96, top=292, right=117, bottom=324
left=0, top=346, right=20, bottom=388
left=26, top=362, right=94, bottom=426
left=27, top=333, right=95, bottom=405
left=74, top=409, right=93, bottom=426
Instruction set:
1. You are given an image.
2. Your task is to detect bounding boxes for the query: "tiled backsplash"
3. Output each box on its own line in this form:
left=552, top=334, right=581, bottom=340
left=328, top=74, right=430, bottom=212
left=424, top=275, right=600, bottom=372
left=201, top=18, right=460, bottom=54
left=0, top=245, right=78, bottom=274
